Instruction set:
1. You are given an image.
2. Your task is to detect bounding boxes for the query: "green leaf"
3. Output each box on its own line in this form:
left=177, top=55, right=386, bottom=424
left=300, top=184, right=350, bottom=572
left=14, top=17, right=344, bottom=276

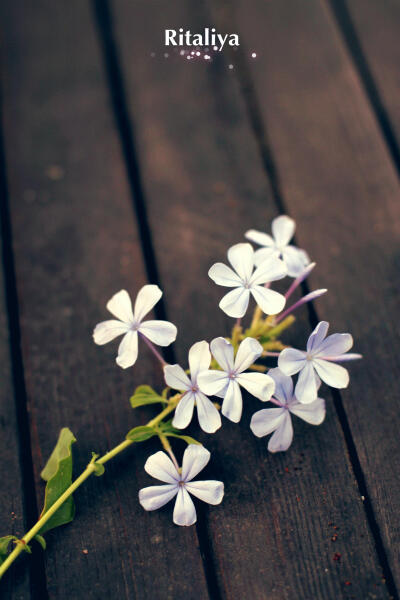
left=34, top=535, right=46, bottom=550
left=126, top=425, right=156, bottom=442
left=39, top=427, right=76, bottom=534
left=0, top=536, right=17, bottom=565
left=158, top=419, right=176, bottom=434
left=165, top=432, right=202, bottom=446
left=130, top=385, right=167, bottom=409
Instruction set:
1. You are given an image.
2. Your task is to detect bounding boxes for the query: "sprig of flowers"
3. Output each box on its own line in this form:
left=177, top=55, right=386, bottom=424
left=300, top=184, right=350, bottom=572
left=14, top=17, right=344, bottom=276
left=0, top=214, right=361, bottom=579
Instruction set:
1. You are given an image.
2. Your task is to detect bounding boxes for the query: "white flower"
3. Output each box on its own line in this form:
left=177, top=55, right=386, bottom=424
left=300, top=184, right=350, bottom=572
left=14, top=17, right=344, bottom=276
left=93, top=286, right=177, bottom=369
left=245, top=215, right=310, bottom=277
left=198, top=337, right=275, bottom=423
left=250, top=368, right=325, bottom=452
left=208, top=243, right=287, bottom=318
left=278, top=321, right=362, bottom=404
left=139, top=445, right=224, bottom=526
left=164, top=341, right=221, bottom=434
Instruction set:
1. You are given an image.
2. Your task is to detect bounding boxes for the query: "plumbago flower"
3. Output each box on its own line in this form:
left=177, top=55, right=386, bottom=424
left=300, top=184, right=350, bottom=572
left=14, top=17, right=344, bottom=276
left=208, top=242, right=287, bottom=318
left=0, top=213, right=364, bottom=578
left=198, top=337, right=275, bottom=423
left=139, top=445, right=224, bottom=526
left=93, top=285, right=177, bottom=368
left=164, top=341, right=221, bottom=434
left=245, top=215, right=310, bottom=277
left=250, top=368, right=326, bottom=452
left=278, top=321, right=362, bottom=404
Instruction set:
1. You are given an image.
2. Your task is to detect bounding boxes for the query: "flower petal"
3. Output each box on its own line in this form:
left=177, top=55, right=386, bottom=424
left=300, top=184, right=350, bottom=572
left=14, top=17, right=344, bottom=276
left=250, top=286, right=286, bottom=315
left=244, top=228, right=274, bottom=248
left=164, top=364, right=191, bottom=391
left=106, top=289, right=134, bottom=323
left=219, top=287, right=250, bottom=318
left=272, top=215, right=295, bottom=247
left=173, top=487, right=197, bottom=526
left=250, top=257, right=287, bottom=285
left=290, top=397, right=326, bottom=425
left=250, top=407, right=286, bottom=437
left=116, top=331, right=138, bottom=369
left=139, top=320, right=177, bottom=346
left=234, top=337, right=263, bottom=373
left=307, top=321, right=329, bottom=353
left=189, top=341, right=211, bottom=381
left=144, top=450, right=179, bottom=483
left=295, top=362, right=318, bottom=404
left=221, top=380, right=243, bottom=423
left=195, top=391, right=222, bottom=434
left=278, top=348, right=307, bottom=375
left=185, top=481, right=224, bottom=505
left=236, top=372, right=275, bottom=401
left=313, top=359, right=349, bottom=389
left=281, top=246, right=310, bottom=277
left=268, top=412, right=294, bottom=452
left=208, top=263, right=243, bottom=287
left=268, top=368, right=293, bottom=404
left=172, top=392, right=195, bottom=429
left=253, top=247, right=280, bottom=267
left=315, top=333, right=353, bottom=358
left=227, top=243, right=254, bottom=281
left=134, top=284, right=162, bottom=322
left=139, top=484, right=177, bottom=511
left=198, top=370, right=229, bottom=396
left=93, top=320, right=130, bottom=345
left=181, top=445, right=211, bottom=481
left=210, top=337, right=234, bottom=372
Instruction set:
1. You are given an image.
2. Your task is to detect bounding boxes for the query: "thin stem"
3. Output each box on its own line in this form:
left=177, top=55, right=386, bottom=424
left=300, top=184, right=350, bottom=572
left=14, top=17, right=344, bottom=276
left=140, top=333, right=168, bottom=368
left=0, top=395, right=182, bottom=580
left=158, top=432, right=179, bottom=471
left=250, top=305, right=263, bottom=330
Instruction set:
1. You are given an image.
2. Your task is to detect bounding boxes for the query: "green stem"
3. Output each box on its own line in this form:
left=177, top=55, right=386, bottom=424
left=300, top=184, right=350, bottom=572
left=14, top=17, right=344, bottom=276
left=0, top=396, right=181, bottom=580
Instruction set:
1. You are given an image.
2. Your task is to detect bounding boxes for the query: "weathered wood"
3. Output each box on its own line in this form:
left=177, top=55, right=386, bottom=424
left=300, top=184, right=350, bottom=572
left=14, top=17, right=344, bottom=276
left=0, top=201, right=31, bottom=597
left=114, top=1, right=388, bottom=597
left=219, top=0, right=400, bottom=592
left=0, top=1, right=210, bottom=598
left=331, top=0, right=400, bottom=167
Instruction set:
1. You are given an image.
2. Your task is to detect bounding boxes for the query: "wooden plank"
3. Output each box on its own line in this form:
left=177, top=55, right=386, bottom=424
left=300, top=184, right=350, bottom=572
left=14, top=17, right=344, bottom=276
left=114, top=1, right=388, bottom=597
left=217, top=0, right=400, bottom=592
left=0, top=1, right=210, bottom=598
left=331, top=0, right=400, bottom=165
left=0, top=202, right=31, bottom=596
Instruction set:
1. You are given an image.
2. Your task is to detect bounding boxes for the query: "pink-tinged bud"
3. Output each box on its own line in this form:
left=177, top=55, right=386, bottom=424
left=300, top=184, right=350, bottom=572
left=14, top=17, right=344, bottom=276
left=275, top=288, right=327, bottom=323
left=285, top=262, right=316, bottom=299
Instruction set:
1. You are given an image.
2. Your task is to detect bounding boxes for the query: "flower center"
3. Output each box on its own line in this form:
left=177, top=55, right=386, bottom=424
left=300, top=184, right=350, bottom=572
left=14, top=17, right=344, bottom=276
left=191, top=384, right=199, bottom=393
left=130, top=321, right=140, bottom=332
left=228, top=371, right=236, bottom=380
left=306, top=354, right=313, bottom=361
left=178, top=480, right=185, bottom=487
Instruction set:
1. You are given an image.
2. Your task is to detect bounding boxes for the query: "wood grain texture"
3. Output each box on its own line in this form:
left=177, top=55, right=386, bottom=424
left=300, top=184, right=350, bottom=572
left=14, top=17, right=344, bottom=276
left=0, top=1, right=209, bottom=598
left=219, top=0, right=400, bottom=592
left=333, top=0, right=400, bottom=147
left=0, top=221, right=30, bottom=598
left=114, top=0, right=388, bottom=597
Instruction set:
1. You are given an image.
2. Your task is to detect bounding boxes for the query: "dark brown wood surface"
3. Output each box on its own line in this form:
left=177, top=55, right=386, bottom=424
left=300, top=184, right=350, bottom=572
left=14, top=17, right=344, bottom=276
left=113, top=1, right=392, bottom=598
left=0, top=1, right=209, bottom=598
left=0, top=0, right=399, bottom=598
left=217, top=0, right=400, bottom=592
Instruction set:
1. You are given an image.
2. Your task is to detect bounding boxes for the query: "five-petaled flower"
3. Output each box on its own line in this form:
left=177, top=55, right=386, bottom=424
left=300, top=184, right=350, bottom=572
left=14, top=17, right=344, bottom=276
left=245, top=215, right=310, bottom=277
left=278, top=321, right=362, bottom=404
left=198, top=337, right=275, bottom=423
left=208, top=242, right=287, bottom=318
left=93, top=286, right=177, bottom=369
left=250, top=368, right=326, bottom=452
left=139, top=445, right=224, bottom=526
left=164, top=341, right=221, bottom=434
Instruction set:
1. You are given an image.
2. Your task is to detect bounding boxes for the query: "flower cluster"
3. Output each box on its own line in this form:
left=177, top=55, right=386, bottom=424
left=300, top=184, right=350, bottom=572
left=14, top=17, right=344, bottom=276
left=93, top=214, right=361, bottom=525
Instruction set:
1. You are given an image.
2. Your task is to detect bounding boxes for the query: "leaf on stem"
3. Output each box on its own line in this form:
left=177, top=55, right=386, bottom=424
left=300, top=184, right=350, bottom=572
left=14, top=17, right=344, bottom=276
left=90, top=453, right=105, bottom=477
left=39, top=427, right=77, bottom=535
left=0, top=536, right=18, bottom=565
left=34, top=535, right=46, bottom=550
left=126, top=425, right=157, bottom=442
left=164, top=433, right=202, bottom=446
left=130, top=385, right=168, bottom=409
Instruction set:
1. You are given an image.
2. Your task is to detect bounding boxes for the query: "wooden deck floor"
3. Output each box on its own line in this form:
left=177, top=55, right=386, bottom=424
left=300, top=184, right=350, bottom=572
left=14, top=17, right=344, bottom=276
left=0, top=1, right=399, bottom=598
